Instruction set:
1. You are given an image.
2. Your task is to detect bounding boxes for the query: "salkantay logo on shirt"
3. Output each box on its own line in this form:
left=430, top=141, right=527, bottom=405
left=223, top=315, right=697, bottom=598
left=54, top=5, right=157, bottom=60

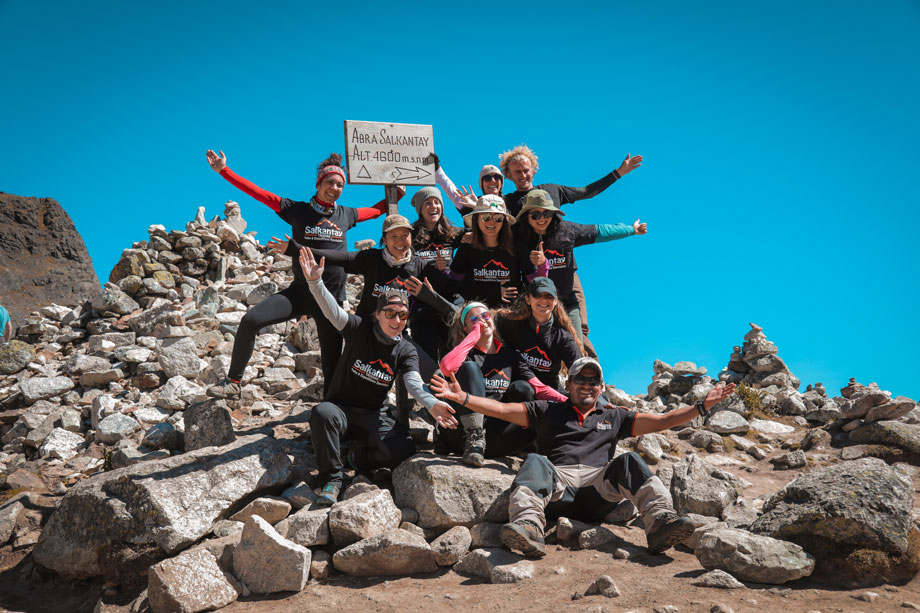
left=372, top=277, right=410, bottom=299
left=473, top=259, right=512, bottom=283
left=520, top=346, right=552, bottom=372
left=351, top=358, right=395, bottom=386
left=596, top=420, right=612, bottom=430
left=482, top=368, right=510, bottom=393
left=545, top=248, right=567, bottom=270
left=303, top=218, right=345, bottom=242
left=416, top=244, right=452, bottom=263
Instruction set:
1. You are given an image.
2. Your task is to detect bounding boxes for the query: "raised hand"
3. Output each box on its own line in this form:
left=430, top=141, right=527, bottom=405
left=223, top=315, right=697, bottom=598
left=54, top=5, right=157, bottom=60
left=404, top=276, right=424, bottom=296
left=265, top=234, right=291, bottom=256
left=500, top=283, right=519, bottom=303
left=530, top=241, right=546, bottom=267
left=633, top=219, right=647, bottom=235
left=703, top=383, right=736, bottom=412
left=429, top=402, right=458, bottom=429
left=457, top=185, right=478, bottom=208
left=206, top=149, right=227, bottom=172
left=617, top=153, right=643, bottom=176
left=298, top=246, right=325, bottom=281
left=430, top=372, right=464, bottom=404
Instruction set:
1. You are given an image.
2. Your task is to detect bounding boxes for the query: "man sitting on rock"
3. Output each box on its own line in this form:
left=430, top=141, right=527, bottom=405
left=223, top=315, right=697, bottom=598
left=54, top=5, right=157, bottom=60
left=430, top=357, right=736, bottom=556
left=299, top=246, right=458, bottom=506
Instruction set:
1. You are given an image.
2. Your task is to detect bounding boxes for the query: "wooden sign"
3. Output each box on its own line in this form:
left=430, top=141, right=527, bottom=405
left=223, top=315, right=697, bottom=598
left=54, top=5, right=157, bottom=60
left=344, top=120, right=436, bottom=186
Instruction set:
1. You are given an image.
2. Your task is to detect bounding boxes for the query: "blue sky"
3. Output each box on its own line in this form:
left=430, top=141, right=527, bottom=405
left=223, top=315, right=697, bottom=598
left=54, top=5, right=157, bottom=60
left=2, top=1, right=918, bottom=399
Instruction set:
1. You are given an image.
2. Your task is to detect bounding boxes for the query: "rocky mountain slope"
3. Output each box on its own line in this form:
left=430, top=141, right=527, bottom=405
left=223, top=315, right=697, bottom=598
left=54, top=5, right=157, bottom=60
left=1, top=202, right=919, bottom=613
left=0, top=192, right=100, bottom=324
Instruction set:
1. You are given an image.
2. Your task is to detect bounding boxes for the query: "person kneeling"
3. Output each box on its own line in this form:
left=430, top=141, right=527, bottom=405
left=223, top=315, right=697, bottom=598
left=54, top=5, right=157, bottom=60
left=300, top=247, right=458, bottom=506
left=431, top=357, right=735, bottom=557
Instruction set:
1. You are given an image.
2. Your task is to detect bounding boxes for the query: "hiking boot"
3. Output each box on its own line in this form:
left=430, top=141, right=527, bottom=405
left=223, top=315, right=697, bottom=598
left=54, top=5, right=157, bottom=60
left=646, top=511, right=695, bottom=554
left=315, top=482, right=340, bottom=507
left=461, top=427, right=486, bottom=467
left=501, top=519, right=546, bottom=558
left=207, top=377, right=241, bottom=399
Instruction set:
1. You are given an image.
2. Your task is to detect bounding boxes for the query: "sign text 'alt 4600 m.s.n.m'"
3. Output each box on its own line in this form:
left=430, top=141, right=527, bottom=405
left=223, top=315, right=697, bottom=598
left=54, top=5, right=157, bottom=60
left=343, top=120, right=436, bottom=186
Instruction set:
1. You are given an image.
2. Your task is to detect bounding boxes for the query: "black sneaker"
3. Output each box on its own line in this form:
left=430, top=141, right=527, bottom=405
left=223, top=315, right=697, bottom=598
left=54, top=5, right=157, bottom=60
left=462, top=427, right=486, bottom=467
left=315, top=482, right=340, bottom=506
left=501, top=519, right=546, bottom=558
left=207, top=377, right=241, bottom=399
left=646, top=512, right=695, bottom=554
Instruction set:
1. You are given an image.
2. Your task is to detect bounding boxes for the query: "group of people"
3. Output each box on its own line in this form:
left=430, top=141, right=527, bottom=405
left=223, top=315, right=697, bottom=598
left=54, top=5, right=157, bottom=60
left=204, top=144, right=736, bottom=557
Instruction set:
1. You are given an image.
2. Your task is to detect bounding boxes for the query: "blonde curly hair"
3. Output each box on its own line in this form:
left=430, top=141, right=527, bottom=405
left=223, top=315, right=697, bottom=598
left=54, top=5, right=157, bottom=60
left=499, top=144, right=539, bottom=179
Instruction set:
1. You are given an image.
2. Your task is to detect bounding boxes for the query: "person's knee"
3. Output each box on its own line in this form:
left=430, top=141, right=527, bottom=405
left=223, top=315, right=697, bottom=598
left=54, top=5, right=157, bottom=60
left=604, top=451, right=655, bottom=495
left=513, top=454, right=556, bottom=497
left=311, top=402, right=345, bottom=430
left=377, top=435, right=416, bottom=468
left=507, top=379, right=534, bottom=401
left=238, top=308, right=263, bottom=335
left=455, top=360, right=481, bottom=385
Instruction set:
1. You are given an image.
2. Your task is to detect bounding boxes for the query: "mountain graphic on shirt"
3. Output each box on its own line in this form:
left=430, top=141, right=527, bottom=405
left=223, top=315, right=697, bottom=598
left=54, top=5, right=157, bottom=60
left=484, top=259, right=509, bottom=270
left=483, top=369, right=510, bottom=380
left=520, top=345, right=552, bottom=370
left=368, top=359, right=394, bottom=375
left=544, top=248, right=566, bottom=269
left=317, top=218, right=342, bottom=231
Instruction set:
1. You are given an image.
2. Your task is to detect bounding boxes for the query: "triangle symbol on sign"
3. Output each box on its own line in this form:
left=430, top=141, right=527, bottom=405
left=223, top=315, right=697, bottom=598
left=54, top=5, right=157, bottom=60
left=357, top=165, right=371, bottom=179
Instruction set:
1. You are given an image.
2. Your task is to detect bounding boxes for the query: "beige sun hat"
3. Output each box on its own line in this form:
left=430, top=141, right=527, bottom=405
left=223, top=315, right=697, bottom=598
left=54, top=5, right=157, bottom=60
left=462, top=194, right=516, bottom=227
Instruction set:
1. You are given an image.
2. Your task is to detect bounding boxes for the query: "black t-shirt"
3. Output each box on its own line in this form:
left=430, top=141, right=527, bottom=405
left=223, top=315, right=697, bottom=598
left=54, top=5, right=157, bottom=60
left=503, top=174, right=619, bottom=217
left=515, top=220, right=596, bottom=310
left=279, top=198, right=359, bottom=299
left=326, top=314, right=418, bottom=409
left=413, top=229, right=463, bottom=268
left=465, top=342, right=535, bottom=399
left=495, top=316, right=582, bottom=389
left=450, top=244, right=523, bottom=308
left=524, top=400, right=636, bottom=467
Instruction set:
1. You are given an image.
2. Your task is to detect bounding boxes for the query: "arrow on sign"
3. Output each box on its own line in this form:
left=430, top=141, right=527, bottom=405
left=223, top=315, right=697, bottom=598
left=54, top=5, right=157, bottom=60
left=394, top=166, right=432, bottom=181
left=357, top=165, right=371, bottom=179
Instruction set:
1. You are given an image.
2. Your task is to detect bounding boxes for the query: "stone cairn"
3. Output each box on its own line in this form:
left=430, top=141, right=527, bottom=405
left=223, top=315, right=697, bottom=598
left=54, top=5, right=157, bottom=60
left=1, top=207, right=919, bottom=610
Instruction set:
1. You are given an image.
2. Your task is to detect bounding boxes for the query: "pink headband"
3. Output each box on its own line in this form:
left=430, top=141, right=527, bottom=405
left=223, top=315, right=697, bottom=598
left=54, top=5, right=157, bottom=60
left=316, top=165, right=346, bottom=185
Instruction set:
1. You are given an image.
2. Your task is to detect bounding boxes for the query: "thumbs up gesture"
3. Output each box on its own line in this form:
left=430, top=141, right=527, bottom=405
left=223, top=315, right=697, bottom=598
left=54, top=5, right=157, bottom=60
left=530, top=241, right=546, bottom=267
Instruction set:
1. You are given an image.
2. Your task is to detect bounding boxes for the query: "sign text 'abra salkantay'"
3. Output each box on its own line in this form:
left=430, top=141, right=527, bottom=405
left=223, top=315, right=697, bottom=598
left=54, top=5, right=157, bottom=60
left=344, top=120, right=436, bottom=186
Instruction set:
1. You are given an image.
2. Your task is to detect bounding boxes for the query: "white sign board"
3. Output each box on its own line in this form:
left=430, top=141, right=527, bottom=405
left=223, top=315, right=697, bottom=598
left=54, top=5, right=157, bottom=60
left=344, top=120, right=436, bottom=186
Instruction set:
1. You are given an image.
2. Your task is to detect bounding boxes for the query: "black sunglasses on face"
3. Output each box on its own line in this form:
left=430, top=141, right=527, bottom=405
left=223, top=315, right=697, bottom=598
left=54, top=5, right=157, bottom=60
left=528, top=210, right=555, bottom=220
left=570, top=375, right=602, bottom=386
left=482, top=174, right=502, bottom=182
left=478, top=213, right=505, bottom=223
left=381, top=308, right=409, bottom=321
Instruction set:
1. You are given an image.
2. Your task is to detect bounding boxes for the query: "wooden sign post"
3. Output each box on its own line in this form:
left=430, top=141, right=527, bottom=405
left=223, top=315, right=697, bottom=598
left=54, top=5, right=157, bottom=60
left=344, top=120, right=436, bottom=215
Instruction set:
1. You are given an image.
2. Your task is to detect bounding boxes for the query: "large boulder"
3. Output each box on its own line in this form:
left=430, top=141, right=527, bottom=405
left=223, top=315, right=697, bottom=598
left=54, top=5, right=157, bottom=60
left=0, top=340, right=35, bottom=375
left=32, top=435, right=292, bottom=578
left=848, top=420, right=920, bottom=455
left=332, top=529, right=437, bottom=576
left=751, top=457, right=919, bottom=586
left=393, top=454, right=515, bottom=529
left=670, top=455, right=744, bottom=518
left=695, top=528, right=814, bottom=584
left=232, top=515, right=310, bottom=594
left=328, top=489, right=401, bottom=545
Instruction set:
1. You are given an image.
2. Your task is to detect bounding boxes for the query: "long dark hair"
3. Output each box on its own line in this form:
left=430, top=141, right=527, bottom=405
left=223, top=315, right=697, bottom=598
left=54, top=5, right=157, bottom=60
left=412, top=215, right=461, bottom=249
left=471, top=214, right=514, bottom=253
left=517, top=211, right=562, bottom=244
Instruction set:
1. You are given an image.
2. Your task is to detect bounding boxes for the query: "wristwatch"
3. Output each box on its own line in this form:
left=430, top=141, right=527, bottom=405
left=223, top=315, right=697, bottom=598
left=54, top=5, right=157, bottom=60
left=695, top=400, right=707, bottom=417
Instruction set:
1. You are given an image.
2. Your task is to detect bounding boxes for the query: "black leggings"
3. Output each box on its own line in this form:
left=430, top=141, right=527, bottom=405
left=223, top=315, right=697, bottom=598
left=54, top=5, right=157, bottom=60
left=228, top=284, right=342, bottom=395
left=439, top=361, right=536, bottom=457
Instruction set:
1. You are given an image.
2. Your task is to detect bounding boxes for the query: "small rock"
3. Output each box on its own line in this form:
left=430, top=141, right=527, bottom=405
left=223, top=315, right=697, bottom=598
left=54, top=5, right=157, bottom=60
left=691, top=569, right=745, bottom=589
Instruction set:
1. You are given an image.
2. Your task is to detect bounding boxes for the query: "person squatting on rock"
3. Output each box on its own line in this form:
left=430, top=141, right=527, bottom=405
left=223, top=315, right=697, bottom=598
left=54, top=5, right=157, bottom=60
left=499, top=144, right=643, bottom=356
left=436, top=300, right=570, bottom=466
left=204, top=149, right=402, bottom=398
left=299, top=246, right=458, bottom=505
left=431, top=356, right=737, bottom=557
left=513, top=189, right=647, bottom=344
left=494, top=277, right=583, bottom=391
left=447, top=196, right=547, bottom=308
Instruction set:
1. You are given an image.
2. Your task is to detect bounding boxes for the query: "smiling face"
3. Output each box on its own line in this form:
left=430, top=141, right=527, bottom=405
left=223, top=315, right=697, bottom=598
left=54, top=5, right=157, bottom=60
left=565, top=365, right=603, bottom=410
left=481, top=173, right=503, bottom=195
left=463, top=305, right=495, bottom=337
left=476, top=213, right=504, bottom=243
left=383, top=227, right=412, bottom=259
left=527, top=209, right=555, bottom=234
left=317, top=173, right=344, bottom=204
left=420, top=196, right=442, bottom=227
left=375, top=304, right=409, bottom=336
left=524, top=291, right=556, bottom=324
left=509, top=158, right=534, bottom=191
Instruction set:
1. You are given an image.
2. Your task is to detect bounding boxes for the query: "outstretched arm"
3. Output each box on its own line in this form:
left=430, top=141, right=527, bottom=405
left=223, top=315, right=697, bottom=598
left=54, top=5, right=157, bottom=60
left=555, top=154, right=644, bottom=205
left=206, top=149, right=283, bottom=213
left=402, top=370, right=458, bottom=429
left=631, top=383, right=736, bottom=436
left=355, top=186, right=406, bottom=222
left=430, top=372, right=529, bottom=427
left=300, top=247, right=349, bottom=331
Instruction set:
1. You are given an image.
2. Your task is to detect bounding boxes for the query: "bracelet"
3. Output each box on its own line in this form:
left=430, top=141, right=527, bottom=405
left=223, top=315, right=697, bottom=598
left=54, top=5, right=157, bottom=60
left=462, top=392, right=469, bottom=407
left=695, top=400, right=707, bottom=417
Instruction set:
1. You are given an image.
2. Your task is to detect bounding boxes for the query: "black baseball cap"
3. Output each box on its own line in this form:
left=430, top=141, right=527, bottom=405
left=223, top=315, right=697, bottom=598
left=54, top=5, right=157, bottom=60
left=528, top=277, right=558, bottom=299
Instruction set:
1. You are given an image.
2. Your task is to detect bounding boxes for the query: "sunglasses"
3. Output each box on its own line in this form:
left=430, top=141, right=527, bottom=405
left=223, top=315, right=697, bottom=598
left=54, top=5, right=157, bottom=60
left=570, top=375, right=602, bottom=386
left=478, top=213, right=505, bottom=223
left=482, top=174, right=502, bottom=182
left=528, top=210, right=555, bottom=221
left=468, top=311, right=492, bottom=324
left=380, top=308, right=409, bottom=321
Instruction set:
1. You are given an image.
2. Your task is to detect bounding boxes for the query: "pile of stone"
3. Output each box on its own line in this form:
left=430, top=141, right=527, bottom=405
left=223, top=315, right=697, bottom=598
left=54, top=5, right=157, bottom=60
left=720, top=323, right=801, bottom=391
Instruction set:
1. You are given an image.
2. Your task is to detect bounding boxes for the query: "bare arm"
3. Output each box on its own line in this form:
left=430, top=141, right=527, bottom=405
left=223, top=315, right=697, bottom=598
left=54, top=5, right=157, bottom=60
left=430, top=372, right=530, bottom=428
left=631, top=383, right=736, bottom=436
